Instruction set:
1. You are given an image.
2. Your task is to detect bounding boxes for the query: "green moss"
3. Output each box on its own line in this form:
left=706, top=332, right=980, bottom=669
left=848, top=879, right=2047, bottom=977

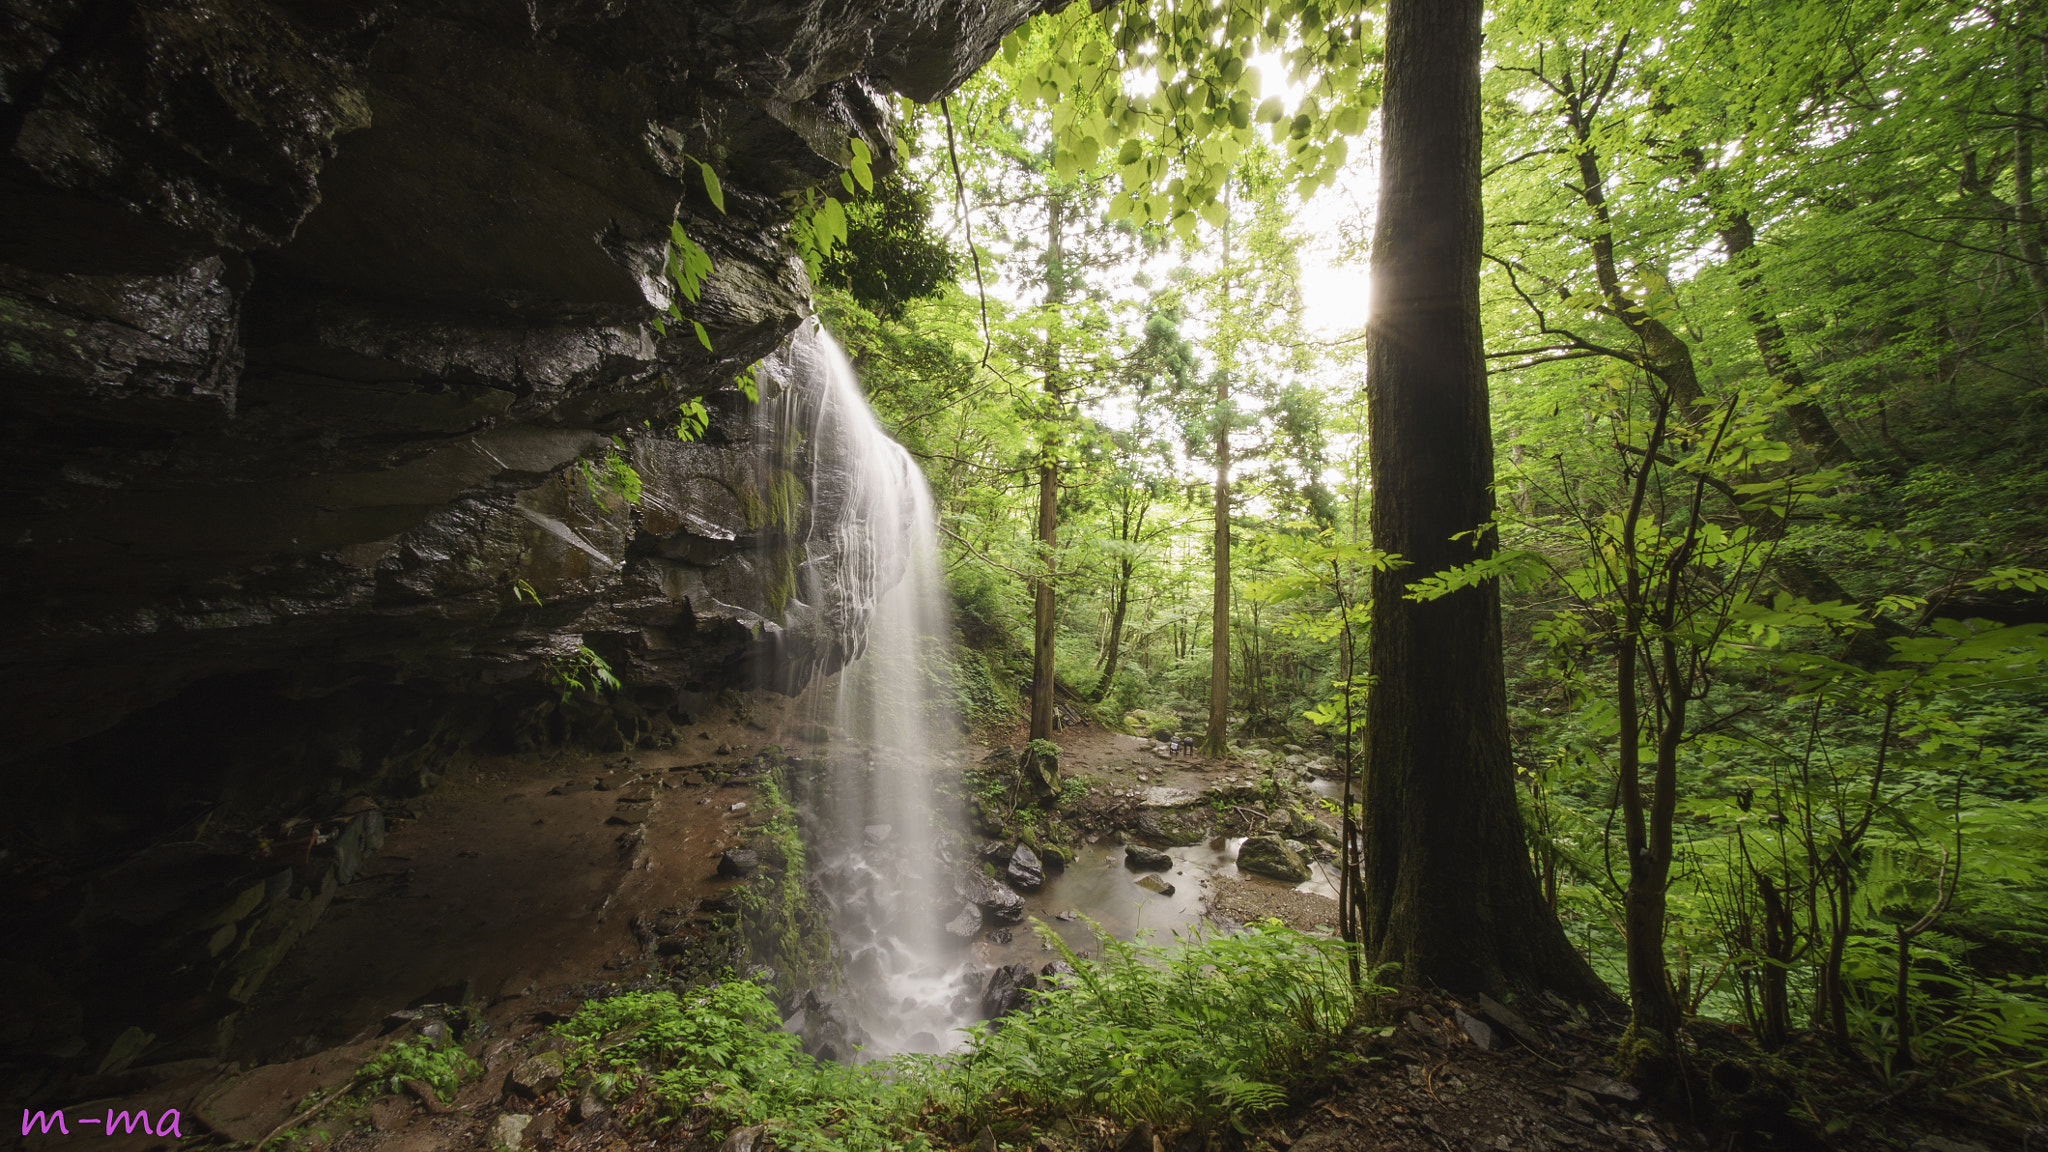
left=737, top=760, right=832, bottom=998
left=739, top=464, right=807, bottom=618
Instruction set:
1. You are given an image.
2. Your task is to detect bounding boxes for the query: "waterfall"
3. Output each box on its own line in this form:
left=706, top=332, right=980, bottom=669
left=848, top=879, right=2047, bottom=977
left=756, top=320, right=974, bottom=1058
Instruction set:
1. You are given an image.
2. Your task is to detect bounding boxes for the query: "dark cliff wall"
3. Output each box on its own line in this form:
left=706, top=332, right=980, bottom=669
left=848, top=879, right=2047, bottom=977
left=0, top=0, right=1053, bottom=1081
left=0, top=0, right=1052, bottom=785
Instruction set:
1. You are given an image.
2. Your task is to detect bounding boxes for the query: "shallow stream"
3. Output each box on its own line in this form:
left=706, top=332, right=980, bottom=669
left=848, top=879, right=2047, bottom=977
left=977, top=835, right=1340, bottom=971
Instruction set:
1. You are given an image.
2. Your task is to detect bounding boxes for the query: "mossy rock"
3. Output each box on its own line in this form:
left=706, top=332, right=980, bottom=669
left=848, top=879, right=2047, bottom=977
left=1235, top=835, right=1310, bottom=883
left=1138, top=809, right=1209, bottom=846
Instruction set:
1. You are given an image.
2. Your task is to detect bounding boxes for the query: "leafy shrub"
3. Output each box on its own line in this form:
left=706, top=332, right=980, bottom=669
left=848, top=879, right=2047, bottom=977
left=940, top=921, right=1371, bottom=1134
left=558, top=981, right=939, bottom=1151
left=359, top=1038, right=481, bottom=1103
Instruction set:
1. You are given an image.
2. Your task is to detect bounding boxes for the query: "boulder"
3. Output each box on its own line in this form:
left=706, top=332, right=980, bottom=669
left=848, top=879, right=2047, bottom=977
left=1005, top=844, right=1044, bottom=891
left=506, top=1051, right=564, bottom=1099
left=1124, top=844, right=1173, bottom=871
left=1566, top=1071, right=1642, bottom=1103
left=1235, top=836, right=1311, bottom=883
left=957, top=870, right=1026, bottom=924
left=1137, top=810, right=1207, bottom=846
left=982, top=962, right=1040, bottom=1019
left=721, top=1125, right=770, bottom=1152
left=1123, top=709, right=1180, bottom=740
left=1454, top=1007, right=1495, bottom=1050
left=717, top=850, right=760, bottom=877
left=944, top=906, right=982, bottom=939
left=494, top=1113, right=533, bottom=1148
left=1476, top=993, right=1546, bottom=1049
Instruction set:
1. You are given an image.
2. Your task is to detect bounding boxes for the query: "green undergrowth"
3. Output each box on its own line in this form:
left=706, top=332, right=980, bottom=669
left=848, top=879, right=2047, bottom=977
left=359, top=1037, right=482, bottom=1103
left=949, top=921, right=1374, bottom=1133
left=548, top=921, right=1372, bottom=1150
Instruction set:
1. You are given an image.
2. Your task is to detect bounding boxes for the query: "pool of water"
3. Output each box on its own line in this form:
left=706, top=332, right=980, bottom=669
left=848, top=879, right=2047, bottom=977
left=975, top=835, right=1339, bottom=971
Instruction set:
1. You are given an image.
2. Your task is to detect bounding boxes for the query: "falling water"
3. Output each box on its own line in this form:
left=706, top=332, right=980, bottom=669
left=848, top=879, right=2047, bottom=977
left=756, top=320, right=976, bottom=1058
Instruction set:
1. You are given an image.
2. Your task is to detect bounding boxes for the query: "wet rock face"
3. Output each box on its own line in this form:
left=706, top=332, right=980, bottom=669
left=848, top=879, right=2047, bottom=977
left=0, top=0, right=1060, bottom=788
left=0, top=0, right=1057, bottom=1086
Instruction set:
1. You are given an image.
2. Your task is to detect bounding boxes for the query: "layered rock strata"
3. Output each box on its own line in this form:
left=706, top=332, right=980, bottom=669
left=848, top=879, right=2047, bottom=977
left=0, top=0, right=1055, bottom=1089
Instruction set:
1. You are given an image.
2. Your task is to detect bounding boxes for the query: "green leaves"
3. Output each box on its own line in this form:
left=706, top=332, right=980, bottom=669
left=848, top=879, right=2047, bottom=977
left=850, top=137, right=875, bottom=193
left=1402, top=549, right=1552, bottom=602
left=699, top=160, right=725, bottom=213
left=536, top=922, right=1371, bottom=1148
left=1012, top=0, right=1379, bottom=228
left=579, top=441, right=644, bottom=508
left=667, top=222, right=714, bottom=304
left=541, top=644, right=621, bottom=703
left=676, top=396, right=711, bottom=442
left=954, top=922, right=1371, bottom=1132
left=1970, top=567, right=2048, bottom=594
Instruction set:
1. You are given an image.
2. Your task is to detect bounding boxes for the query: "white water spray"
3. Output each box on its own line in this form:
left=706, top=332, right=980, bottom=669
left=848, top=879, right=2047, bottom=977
left=758, top=321, right=977, bottom=1057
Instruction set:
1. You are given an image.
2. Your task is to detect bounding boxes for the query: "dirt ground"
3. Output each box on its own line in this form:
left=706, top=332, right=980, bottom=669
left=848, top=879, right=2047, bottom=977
left=18, top=697, right=820, bottom=1152
left=23, top=715, right=2035, bottom=1152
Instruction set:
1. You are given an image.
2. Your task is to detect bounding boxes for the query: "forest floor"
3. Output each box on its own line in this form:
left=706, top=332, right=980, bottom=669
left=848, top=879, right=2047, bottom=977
left=28, top=714, right=2034, bottom=1152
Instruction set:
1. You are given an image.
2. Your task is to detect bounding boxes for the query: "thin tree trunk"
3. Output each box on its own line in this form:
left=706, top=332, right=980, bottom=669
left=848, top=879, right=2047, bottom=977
left=1561, top=67, right=1705, bottom=417
left=1613, top=400, right=1685, bottom=1047
left=1717, top=211, right=1857, bottom=466
left=1090, top=558, right=1132, bottom=703
left=2016, top=47, right=2048, bottom=343
left=1203, top=202, right=1233, bottom=756
left=1029, top=459, right=1057, bottom=739
left=1028, top=193, right=1065, bottom=742
left=1361, top=0, right=1609, bottom=1001
left=1754, top=871, right=1794, bottom=1051
left=1574, top=110, right=1893, bottom=659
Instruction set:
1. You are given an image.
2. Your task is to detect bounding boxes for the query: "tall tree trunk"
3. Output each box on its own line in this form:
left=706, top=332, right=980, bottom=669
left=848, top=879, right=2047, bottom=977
left=1202, top=204, right=1233, bottom=756
left=1028, top=193, right=1066, bottom=742
left=1360, top=0, right=1608, bottom=1001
